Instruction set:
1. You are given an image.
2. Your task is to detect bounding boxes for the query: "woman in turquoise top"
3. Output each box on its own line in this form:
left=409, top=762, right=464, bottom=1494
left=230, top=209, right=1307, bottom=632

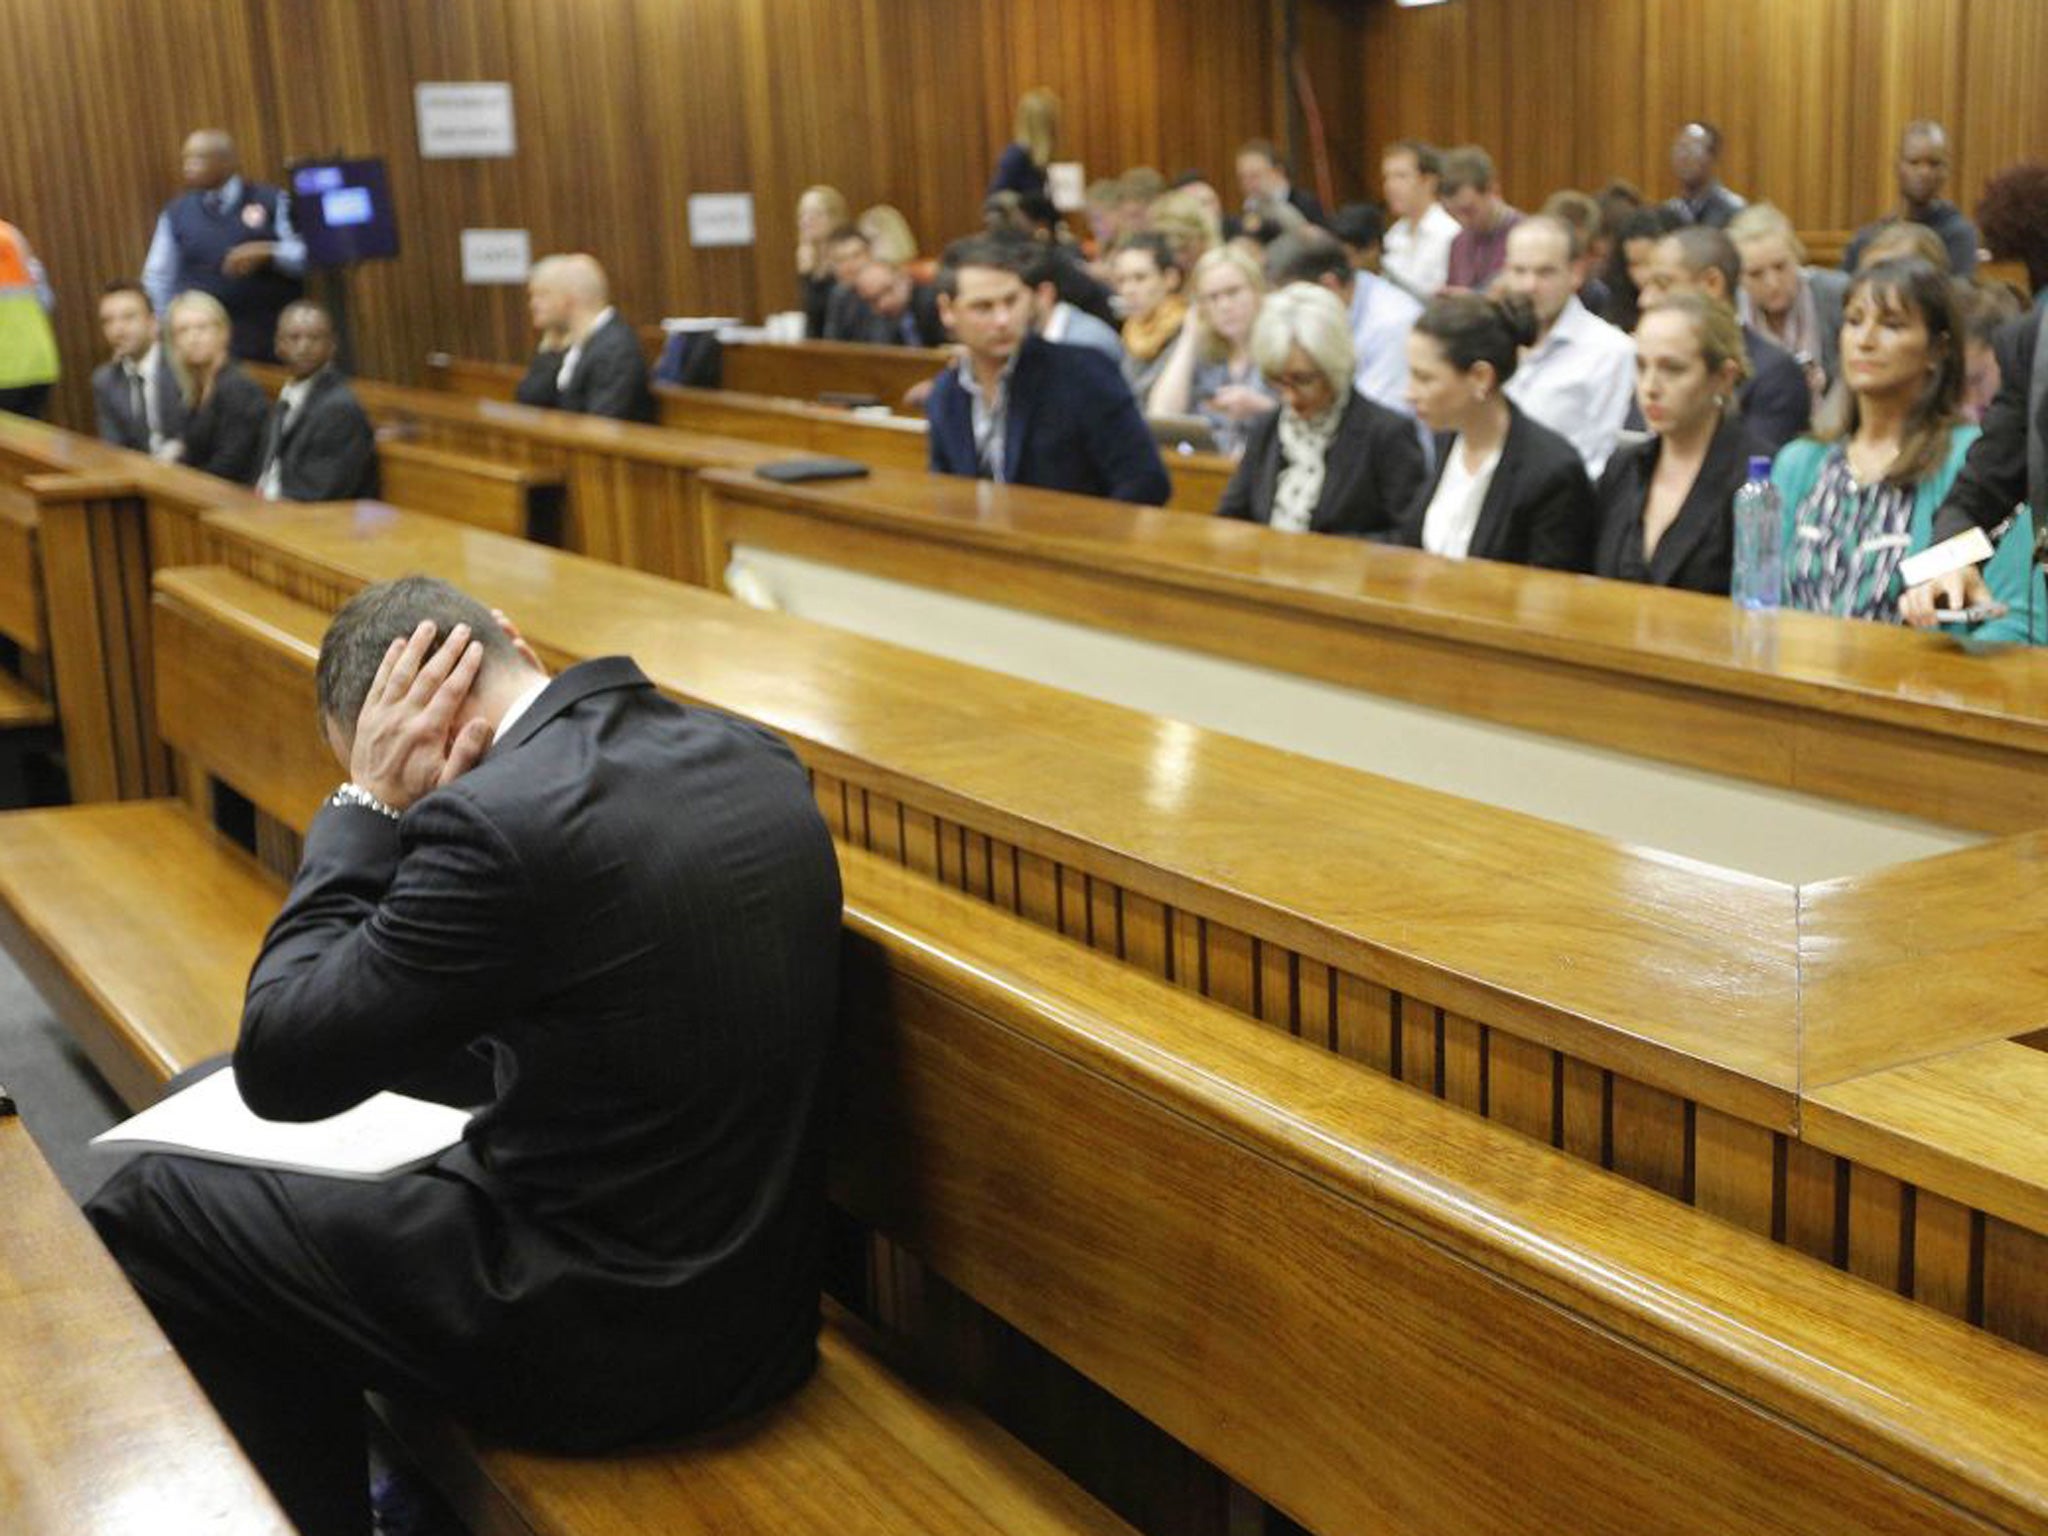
left=1772, top=257, right=2041, bottom=644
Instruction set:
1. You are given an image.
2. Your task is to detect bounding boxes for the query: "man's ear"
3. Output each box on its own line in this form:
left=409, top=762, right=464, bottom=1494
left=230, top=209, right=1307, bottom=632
left=490, top=608, right=546, bottom=673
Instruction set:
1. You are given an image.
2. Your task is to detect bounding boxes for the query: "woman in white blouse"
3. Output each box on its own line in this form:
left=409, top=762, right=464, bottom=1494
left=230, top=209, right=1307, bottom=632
left=1395, top=292, right=1598, bottom=570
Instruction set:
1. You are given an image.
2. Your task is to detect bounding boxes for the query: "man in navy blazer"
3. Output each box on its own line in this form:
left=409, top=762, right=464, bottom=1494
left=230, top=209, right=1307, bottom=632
left=926, top=234, right=1170, bottom=506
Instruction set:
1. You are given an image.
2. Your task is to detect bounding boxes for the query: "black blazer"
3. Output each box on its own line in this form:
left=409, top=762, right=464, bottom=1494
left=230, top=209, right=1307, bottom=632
left=178, top=364, right=270, bottom=485
left=516, top=312, right=656, bottom=423
left=1218, top=389, right=1428, bottom=537
left=92, top=353, right=186, bottom=452
left=1738, top=325, right=1812, bottom=458
left=1396, top=403, right=1597, bottom=570
left=825, top=284, right=946, bottom=349
left=1935, top=303, right=2047, bottom=543
left=234, top=658, right=843, bottom=1446
left=255, top=368, right=379, bottom=502
left=1594, top=417, right=1760, bottom=593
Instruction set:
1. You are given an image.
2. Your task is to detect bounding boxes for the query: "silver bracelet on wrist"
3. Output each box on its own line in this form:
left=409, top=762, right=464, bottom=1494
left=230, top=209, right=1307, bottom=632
left=330, top=782, right=401, bottom=820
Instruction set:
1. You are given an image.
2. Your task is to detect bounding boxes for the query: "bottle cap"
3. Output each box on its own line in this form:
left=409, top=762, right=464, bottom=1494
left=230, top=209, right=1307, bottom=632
left=1748, top=456, right=1772, bottom=480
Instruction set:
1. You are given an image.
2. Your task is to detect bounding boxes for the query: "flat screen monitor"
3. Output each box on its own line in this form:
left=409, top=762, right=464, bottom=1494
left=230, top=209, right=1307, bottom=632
left=288, top=157, right=400, bottom=266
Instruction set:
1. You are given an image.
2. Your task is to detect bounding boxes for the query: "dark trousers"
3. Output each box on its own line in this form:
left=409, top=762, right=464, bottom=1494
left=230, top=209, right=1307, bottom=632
left=0, top=384, right=52, bottom=419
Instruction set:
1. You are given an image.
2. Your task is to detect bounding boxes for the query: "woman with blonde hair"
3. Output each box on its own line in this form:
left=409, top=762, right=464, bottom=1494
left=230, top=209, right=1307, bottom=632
left=1145, top=189, right=1222, bottom=272
left=1729, top=203, right=1845, bottom=405
left=161, top=290, right=267, bottom=483
left=794, top=184, right=849, bottom=337
left=857, top=204, right=919, bottom=267
left=1594, top=294, right=1754, bottom=591
left=989, top=88, right=1060, bottom=200
left=1217, top=283, right=1426, bottom=536
left=1146, top=244, right=1276, bottom=455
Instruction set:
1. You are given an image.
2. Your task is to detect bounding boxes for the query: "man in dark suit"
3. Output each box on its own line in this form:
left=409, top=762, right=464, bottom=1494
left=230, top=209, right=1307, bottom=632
left=255, top=301, right=377, bottom=501
left=846, top=260, right=947, bottom=347
left=1231, top=138, right=1325, bottom=240
left=1640, top=226, right=1811, bottom=456
left=926, top=235, right=1170, bottom=506
left=88, top=576, right=844, bottom=1536
left=92, top=280, right=186, bottom=453
left=514, top=253, right=656, bottom=422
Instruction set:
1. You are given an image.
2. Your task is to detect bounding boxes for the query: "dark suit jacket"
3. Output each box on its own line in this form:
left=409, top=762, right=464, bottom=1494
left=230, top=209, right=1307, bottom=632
left=178, top=365, right=270, bottom=485
left=1218, top=389, right=1428, bottom=537
left=255, top=368, right=379, bottom=501
left=821, top=283, right=875, bottom=342
left=1738, top=325, right=1812, bottom=458
left=515, top=312, right=656, bottom=422
left=1396, top=403, right=1597, bottom=570
left=927, top=334, right=1171, bottom=505
left=1594, top=417, right=1761, bottom=594
left=233, top=657, right=843, bottom=1446
left=92, top=353, right=186, bottom=452
left=832, top=285, right=947, bottom=348
left=1935, top=302, right=2048, bottom=542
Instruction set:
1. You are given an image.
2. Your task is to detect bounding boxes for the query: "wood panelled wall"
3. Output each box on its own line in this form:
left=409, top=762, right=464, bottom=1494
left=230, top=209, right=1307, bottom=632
left=0, top=0, right=1282, bottom=429
left=1359, top=0, right=2048, bottom=236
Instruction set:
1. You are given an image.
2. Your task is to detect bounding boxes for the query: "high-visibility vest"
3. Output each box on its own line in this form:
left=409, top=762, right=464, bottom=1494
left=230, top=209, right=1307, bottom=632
left=0, top=222, right=60, bottom=391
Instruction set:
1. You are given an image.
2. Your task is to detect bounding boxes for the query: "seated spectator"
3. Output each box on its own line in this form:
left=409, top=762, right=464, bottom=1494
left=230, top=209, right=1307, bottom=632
left=514, top=254, right=655, bottom=423
left=1665, top=122, right=1746, bottom=228
left=846, top=261, right=947, bottom=348
left=1169, top=172, right=1226, bottom=230
left=1148, top=189, right=1224, bottom=273
left=1598, top=205, right=1683, bottom=334
left=992, top=193, right=1117, bottom=324
left=989, top=87, right=1059, bottom=200
left=1028, top=247, right=1123, bottom=364
left=1111, top=234, right=1189, bottom=400
left=794, top=185, right=849, bottom=337
left=255, top=300, right=378, bottom=502
left=858, top=204, right=919, bottom=267
left=1639, top=226, right=1810, bottom=454
left=820, top=225, right=877, bottom=341
left=1597, top=181, right=1646, bottom=233
left=0, top=217, right=58, bottom=420
left=1500, top=216, right=1637, bottom=476
left=1381, top=140, right=1461, bottom=300
left=93, top=280, right=187, bottom=453
left=1439, top=146, right=1522, bottom=292
left=1231, top=139, right=1323, bottom=240
left=1217, top=283, right=1426, bottom=538
left=1083, top=177, right=1125, bottom=258
left=1843, top=122, right=1980, bottom=275
left=1852, top=219, right=1950, bottom=273
left=1327, top=203, right=1386, bottom=275
left=1956, top=277, right=2025, bottom=423
left=1541, top=190, right=1615, bottom=319
left=926, top=235, right=1168, bottom=505
left=1396, top=293, right=1596, bottom=569
left=1775, top=258, right=2034, bottom=642
left=1594, top=295, right=1754, bottom=593
left=1729, top=204, right=1847, bottom=410
left=162, top=290, right=269, bottom=483
left=1264, top=227, right=1421, bottom=421
left=1146, top=245, right=1279, bottom=456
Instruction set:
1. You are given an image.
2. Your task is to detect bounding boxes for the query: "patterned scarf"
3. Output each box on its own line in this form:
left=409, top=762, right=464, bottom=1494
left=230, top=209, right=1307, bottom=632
left=1270, top=396, right=1344, bottom=533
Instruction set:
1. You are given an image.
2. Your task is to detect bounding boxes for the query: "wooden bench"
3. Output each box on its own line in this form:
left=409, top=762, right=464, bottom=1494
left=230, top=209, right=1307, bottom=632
left=376, top=436, right=565, bottom=543
left=9, top=563, right=2048, bottom=1532
left=0, top=1109, right=292, bottom=1533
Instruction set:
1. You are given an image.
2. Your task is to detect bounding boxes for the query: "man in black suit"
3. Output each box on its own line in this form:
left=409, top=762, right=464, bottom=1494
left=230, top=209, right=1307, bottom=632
left=514, top=253, right=656, bottom=422
left=91, top=280, right=186, bottom=453
left=1640, top=226, right=1811, bottom=456
left=926, top=235, right=1170, bottom=505
left=1231, top=138, right=1325, bottom=241
left=255, top=301, right=377, bottom=501
left=846, top=259, right=947, bottom=347
left=88, top=577, right=844, bottom=1536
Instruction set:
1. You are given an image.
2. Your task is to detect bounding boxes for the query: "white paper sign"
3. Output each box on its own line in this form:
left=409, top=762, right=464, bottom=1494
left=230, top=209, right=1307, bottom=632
left=1047, top=161, right=1086, bottom=212
left=688, top=193, right=756, bottom=248
left=416, top=82, right=517, bottom=159
left=460, top=228, right=531, bottom=285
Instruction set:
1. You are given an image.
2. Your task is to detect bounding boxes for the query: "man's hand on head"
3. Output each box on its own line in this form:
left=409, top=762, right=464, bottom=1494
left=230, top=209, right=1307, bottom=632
left=348, top=621, right=495, bottom=812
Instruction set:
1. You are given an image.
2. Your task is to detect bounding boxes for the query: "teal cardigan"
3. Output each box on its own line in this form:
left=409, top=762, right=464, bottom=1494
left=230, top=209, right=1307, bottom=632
left=1772, top=423, right=2043, bottom=645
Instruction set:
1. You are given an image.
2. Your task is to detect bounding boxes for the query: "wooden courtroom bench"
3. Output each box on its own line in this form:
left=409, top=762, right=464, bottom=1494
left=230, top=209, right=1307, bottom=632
left=422, top=351, right=1240, bottom=514
left=8, top=563, right=2048, bottom=1533
left=375, top=436, right=565, bottom=543
left=0, top=481, right=61, bottom=732
left=0, top=1110, right=292, bottom=1533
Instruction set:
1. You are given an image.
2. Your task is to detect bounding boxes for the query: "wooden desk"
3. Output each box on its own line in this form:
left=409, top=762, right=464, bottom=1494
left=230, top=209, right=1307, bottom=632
left=720, top=337, right=951, bottom=413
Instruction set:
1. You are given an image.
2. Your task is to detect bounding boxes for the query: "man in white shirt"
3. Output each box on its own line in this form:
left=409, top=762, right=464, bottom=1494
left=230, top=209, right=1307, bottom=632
left=1381, top=141, right=1461, bottom=301
left=1500, top=216, right=1636, bottom=476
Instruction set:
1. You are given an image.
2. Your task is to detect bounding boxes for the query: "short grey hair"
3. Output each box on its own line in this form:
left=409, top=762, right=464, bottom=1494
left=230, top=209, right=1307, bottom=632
left=1249, top=282, right=1356, bottom=397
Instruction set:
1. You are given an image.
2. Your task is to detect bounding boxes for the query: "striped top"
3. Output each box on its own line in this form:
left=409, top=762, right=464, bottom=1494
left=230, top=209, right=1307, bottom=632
left=1785, top=445, right=1915, bottom=621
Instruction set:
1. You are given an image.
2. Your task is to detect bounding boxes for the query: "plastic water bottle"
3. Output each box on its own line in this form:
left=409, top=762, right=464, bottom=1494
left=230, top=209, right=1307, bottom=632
left=1731, top=456, right=1783, bottom=611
